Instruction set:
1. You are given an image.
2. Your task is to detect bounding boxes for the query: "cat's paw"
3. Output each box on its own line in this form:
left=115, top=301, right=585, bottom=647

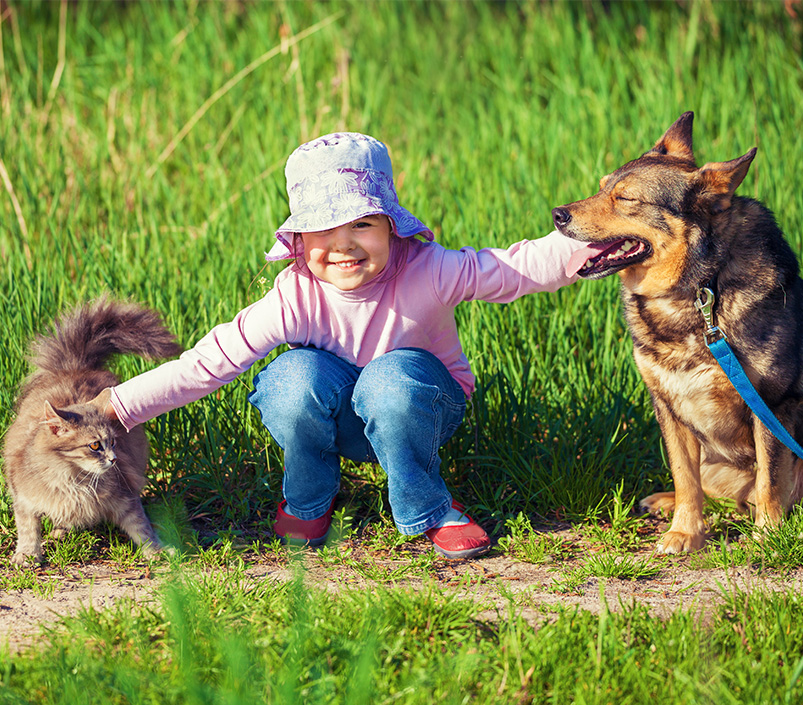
left=11, top=550, right=43, bottom=567
left=140, top=541, right=160, bottom=558
left=140, top=540, right=177, bottom=560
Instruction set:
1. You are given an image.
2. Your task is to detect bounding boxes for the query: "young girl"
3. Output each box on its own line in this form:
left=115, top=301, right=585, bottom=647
left=100, top=132, right=589, bottom=559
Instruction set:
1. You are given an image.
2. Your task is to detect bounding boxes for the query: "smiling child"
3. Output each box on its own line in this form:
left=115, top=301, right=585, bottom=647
left=97, top=132, right=587, bottom=559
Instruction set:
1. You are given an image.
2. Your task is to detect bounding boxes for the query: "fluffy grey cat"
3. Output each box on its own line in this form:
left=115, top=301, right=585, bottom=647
left=3, top=298, right=181, bottom=565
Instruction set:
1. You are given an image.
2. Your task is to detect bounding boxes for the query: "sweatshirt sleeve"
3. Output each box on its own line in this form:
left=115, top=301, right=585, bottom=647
left=432, top=230, right=587, bottom=307
left=110, top=291, right=289, bottom=430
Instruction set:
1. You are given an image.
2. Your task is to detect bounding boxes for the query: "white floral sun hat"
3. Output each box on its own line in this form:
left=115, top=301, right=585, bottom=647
left=266, top=132, right=434, bottom=261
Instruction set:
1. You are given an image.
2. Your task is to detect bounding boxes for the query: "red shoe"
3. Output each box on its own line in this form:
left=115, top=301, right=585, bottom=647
left=424, top=502, right=491, bottom=559
left=273, top=499, right=335, bottom=546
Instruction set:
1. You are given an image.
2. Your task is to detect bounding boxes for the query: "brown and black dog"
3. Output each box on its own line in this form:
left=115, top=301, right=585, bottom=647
left=552, top=112, right=803, bottom=553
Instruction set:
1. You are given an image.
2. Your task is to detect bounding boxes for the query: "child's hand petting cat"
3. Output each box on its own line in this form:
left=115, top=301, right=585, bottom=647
left=90, top=387, right=119, bottom=421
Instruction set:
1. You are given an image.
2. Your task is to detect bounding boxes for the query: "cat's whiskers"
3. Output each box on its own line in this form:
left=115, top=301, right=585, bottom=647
left=111, top=462, right=133, bottom=492
left=73, top=468, right=102, bottom=502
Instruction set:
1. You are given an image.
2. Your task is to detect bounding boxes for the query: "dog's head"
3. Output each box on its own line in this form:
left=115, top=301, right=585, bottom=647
left=553, top=112, right=756, bottom=292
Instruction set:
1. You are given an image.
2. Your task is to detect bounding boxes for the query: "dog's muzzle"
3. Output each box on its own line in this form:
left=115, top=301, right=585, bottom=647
left=552, top=207, right=572, bottom=227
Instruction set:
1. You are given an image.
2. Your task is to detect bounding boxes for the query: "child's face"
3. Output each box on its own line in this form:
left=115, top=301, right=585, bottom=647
left=301, top=215, right=392, bottom=291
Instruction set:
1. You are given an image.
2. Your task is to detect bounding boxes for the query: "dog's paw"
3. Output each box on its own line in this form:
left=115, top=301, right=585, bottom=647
left=656, top=530, right=706, bottom=554
left=750, top=520, right=781, bottom=543
left=754, top=505, right=785, bottom=530
left=639, top=491, right=676, bottom=517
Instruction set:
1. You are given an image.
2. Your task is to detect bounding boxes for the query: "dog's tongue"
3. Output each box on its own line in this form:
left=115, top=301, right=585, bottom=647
left=565, top=242, right=613, bottom=277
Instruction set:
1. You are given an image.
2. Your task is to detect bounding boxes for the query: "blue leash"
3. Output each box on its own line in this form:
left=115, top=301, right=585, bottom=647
left=695, top=287, right=803, bottom=460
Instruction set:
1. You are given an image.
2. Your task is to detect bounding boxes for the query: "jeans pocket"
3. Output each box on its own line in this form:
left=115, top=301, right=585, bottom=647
left=436, top=394, right=466, bottom=449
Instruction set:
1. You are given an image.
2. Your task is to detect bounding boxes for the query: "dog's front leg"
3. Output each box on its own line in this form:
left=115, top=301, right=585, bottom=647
left=653, top=400, right=707, bottom=553
left=752, top=417, right=797, bottom=529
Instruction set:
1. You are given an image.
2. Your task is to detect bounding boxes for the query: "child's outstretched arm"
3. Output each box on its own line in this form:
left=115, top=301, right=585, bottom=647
left=433, top=230, right=590, bottom=306
left=91, top=387, right=118, bottom=421
left=101, top=293, right=292, bottom=430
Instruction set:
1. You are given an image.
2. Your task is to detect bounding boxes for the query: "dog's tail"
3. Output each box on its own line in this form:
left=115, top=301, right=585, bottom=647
left=29, top=297, right=182, bottom=374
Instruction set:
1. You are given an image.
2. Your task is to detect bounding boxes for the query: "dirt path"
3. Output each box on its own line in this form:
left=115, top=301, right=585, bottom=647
left=4, top=547, right=802, bottom=655
left=0, top=564, right=161, bottom=653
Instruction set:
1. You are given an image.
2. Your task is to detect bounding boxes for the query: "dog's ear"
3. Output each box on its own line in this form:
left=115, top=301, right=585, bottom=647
left=697, top=148, right=757, bottom=214
left=646, top=112, right=695, bottom=161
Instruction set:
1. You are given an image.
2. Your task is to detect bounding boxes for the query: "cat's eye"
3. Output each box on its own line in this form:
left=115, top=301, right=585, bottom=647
left=88, top=441, right=102, bottom=452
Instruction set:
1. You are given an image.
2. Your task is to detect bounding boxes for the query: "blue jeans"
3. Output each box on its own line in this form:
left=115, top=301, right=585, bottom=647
left=248, top=347, right=466, bottom=535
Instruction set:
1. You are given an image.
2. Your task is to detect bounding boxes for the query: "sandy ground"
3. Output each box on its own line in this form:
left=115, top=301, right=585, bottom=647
left=3, top=538, right=803, bottom=655
left=0, top=564, right=162, bottom=654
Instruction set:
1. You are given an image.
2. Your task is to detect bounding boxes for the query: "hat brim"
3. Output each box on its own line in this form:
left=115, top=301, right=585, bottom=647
left=267, top=202, right=433, bottom=262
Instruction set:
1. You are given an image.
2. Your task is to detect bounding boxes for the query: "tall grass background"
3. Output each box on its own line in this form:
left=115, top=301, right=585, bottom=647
left=1, top=1, right=803, bottom=702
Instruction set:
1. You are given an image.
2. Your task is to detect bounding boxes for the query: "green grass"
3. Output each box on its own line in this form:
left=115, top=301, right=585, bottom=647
left=4, top=566, right=803, bottom=704
left=497, top=512, right=576, bottom=564
left=2, top=0, right=803, bottom=702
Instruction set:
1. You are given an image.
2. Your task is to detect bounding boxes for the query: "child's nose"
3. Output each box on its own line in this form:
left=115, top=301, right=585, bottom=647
left=331, top=226, right=354, bottom=251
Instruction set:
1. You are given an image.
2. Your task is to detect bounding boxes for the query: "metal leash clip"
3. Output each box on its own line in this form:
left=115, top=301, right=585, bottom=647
left=694, top=287, right=725, bottom=345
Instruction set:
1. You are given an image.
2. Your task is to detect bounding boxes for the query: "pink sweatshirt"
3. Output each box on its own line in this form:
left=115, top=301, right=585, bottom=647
left=110, top=231, right=583, bottom=430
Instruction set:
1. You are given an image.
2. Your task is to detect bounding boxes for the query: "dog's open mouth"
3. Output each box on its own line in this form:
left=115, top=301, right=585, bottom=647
left=565, top=237, right=651, bottom=279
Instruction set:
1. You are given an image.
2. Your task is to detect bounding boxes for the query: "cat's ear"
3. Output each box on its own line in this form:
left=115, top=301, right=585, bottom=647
left=42, top=401, right=71, bottom=436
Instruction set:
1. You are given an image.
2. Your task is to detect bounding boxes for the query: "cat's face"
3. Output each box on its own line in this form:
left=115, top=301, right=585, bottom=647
left=73, top=431, right=117, bottom=475
left=42, top=401, right=118, bottom=475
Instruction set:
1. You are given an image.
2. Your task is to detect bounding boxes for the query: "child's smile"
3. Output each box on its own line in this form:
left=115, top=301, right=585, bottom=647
left=301, top=215, right=392, bottom=291
left=332, top=258, right=364, bottom=270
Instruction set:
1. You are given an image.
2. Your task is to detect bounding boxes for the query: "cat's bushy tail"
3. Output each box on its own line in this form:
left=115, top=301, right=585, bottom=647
left=29, top=297, right=182, bottom=373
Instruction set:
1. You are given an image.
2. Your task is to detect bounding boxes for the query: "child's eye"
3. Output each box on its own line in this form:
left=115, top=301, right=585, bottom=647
left=88, top=441, right=102, bottom=451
